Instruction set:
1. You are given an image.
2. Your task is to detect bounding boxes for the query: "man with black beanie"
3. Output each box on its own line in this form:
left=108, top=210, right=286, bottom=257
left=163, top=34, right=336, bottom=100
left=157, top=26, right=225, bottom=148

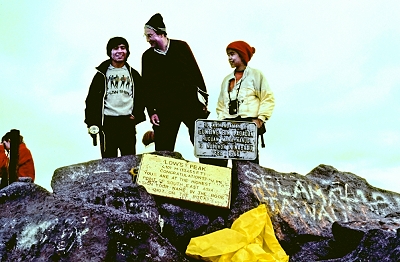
left=85, top=37, right=146, bottom=158
left=142, top=13, right=209, bottom=154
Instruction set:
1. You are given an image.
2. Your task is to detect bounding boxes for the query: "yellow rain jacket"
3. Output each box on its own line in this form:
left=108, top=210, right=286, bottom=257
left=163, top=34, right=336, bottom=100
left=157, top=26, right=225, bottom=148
left=186, top=204, right=289, bottom=261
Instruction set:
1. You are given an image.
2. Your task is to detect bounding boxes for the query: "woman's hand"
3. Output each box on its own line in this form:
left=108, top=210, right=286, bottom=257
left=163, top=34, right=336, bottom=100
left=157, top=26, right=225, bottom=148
left=252, top=118, right=263, bottom=128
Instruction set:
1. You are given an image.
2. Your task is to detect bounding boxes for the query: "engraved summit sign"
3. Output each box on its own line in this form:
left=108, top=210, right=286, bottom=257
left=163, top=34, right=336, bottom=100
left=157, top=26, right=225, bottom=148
left=137, top=154, right=232, bottom=208
left=194, top=119, right=258, bottom=160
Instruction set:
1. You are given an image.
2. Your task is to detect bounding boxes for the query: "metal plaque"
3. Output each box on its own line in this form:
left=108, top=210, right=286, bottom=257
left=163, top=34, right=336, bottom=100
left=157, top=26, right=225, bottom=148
left=194, top=120, right=257, bottom=160
left=137, top=154, right=232, bottom=208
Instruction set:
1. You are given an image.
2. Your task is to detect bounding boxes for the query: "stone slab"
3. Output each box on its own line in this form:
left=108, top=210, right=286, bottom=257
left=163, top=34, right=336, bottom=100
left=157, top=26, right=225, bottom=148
left=137, top=154, right=232, bottom=208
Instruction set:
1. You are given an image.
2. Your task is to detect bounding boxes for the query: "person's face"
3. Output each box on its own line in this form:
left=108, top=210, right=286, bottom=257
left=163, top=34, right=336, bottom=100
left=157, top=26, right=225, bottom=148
left=110, top=44, right=127, bottom=63
left=144, top=27, right=164, bottom=49
left=2, top=140, right=10, bottom=150
left=227, top=49, right=244, bottom=69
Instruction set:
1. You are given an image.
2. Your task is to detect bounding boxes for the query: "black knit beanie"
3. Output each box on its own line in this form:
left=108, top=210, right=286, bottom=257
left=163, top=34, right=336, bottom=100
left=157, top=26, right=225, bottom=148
left=145, top=13, right=167, bottom=35
left=106, top=36, right=130, bottom=58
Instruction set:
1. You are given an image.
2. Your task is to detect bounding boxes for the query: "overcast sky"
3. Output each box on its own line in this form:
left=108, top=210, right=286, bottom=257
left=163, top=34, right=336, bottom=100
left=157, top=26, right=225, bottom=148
left=1, top=0, right=399, bottom=193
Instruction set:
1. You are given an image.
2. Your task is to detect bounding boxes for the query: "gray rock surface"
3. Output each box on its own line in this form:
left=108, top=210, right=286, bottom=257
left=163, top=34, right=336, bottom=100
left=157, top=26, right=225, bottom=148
left=232, top=162, right=400, bottom=255
left=0, top=182, right=187, bottom=261
left=0, top=151, right=398, bottom=261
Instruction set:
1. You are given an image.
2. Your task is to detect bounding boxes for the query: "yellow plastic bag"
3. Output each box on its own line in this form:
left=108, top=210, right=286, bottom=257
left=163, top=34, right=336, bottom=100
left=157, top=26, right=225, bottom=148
left=186, top=204, right=289, bottom=262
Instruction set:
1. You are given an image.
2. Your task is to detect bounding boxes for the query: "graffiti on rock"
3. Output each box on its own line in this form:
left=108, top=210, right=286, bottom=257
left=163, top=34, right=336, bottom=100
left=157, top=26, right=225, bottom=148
left=244, top=170, right=400, bottom=223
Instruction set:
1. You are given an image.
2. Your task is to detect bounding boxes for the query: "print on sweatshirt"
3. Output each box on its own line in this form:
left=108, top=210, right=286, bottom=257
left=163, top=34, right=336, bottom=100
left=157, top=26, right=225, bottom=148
left=104, top=65, right=134, bottom=116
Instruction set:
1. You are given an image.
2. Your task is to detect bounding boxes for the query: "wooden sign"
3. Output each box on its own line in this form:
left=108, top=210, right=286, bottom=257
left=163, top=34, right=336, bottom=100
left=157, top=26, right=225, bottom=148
left=194, top=120, right=258, bottom=160
left=137, top=154, right=232, bottom=208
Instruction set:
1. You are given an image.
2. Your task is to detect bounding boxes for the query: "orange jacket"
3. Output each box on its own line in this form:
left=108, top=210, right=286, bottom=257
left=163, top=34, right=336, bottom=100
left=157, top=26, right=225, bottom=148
left=0, top=144, right=8, bottom=170
left=0, top=143, right=35, bottom=182
left=17, top=143, right=35, bottom=181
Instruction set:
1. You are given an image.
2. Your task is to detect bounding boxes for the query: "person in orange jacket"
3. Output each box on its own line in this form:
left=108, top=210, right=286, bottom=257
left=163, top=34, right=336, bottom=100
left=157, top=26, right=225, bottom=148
left=1, top=132, right=35, bottom=182
left=0, top=143, right=8, bottom=173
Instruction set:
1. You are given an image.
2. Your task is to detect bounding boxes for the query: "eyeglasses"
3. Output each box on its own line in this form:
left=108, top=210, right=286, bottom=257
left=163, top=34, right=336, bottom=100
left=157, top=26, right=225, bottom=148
left=144, top=33, right=156, bottom=39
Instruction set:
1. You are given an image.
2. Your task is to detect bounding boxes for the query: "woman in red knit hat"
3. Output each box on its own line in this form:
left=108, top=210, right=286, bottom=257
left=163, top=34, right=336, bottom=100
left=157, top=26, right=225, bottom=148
left=214, top=40, right=275, bottom=166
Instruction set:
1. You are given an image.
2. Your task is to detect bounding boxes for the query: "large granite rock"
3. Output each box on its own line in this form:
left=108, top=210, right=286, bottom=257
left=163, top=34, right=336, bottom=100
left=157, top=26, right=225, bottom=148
left=231, top=161, right=400, bottom=260
left=0, top=181, right=188, bottom=261
left=0, top=151, right=398, bottom=261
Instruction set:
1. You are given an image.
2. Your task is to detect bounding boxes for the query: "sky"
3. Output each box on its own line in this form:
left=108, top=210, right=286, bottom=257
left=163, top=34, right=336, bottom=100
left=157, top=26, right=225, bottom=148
left=0, top=0, right=399, bottom=193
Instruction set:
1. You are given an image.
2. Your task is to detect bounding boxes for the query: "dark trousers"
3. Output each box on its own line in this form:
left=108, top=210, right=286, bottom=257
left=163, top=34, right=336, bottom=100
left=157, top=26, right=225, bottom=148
left=154, top=110, right=201, bottom=152
left=153, top=111, right=211, bottom=164
left=100, top=115, right=136, bottom=158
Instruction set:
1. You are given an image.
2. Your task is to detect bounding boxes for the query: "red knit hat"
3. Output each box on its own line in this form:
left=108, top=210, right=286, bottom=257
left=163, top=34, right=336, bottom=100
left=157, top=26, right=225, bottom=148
left=226, top=41, right=256, bottom=64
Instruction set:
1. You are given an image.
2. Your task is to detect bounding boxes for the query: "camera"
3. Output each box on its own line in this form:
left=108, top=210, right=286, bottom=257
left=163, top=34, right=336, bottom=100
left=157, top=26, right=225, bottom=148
left=229, top=99, right=239, bottom=115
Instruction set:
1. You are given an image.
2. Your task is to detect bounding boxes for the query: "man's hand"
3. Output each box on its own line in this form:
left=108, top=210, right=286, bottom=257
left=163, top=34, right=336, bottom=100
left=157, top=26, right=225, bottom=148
left=252, top=118, right=263, bottom=128
left=151, top=114, right=160, bottom=126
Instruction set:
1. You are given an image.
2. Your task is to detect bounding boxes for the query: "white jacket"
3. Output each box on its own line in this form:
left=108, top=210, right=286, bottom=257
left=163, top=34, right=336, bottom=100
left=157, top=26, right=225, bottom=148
left=216, top=67, right=275, bottom=122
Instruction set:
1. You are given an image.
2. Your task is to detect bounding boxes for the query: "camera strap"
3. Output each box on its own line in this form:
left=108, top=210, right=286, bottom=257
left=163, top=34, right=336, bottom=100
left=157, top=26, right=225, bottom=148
left=228, top=78, right=243, bottom=103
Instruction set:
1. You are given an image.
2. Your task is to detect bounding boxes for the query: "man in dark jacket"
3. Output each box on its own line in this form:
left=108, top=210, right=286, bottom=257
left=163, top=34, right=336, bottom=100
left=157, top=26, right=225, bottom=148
left=85, top=37, right=145, bottom=158
left=142, top=13, right=209, bottom=152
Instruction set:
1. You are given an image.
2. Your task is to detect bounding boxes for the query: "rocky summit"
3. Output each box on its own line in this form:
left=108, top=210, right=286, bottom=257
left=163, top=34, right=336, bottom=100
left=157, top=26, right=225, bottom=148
left=0, top=151, right=399, bottom=261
